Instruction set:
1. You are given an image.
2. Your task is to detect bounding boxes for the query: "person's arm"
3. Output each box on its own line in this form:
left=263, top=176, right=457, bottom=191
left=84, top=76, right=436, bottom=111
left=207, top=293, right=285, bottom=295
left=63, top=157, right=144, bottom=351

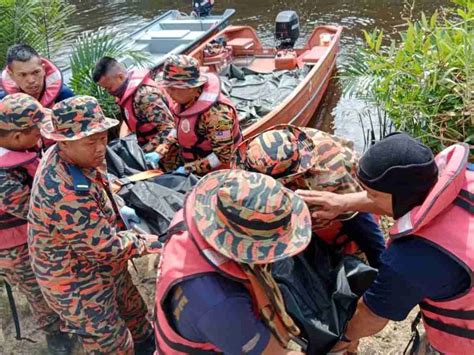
left=331, top=299, right=389, bottom=352
left=0, top=170, right=31, bottom=220
left=341, top=213, right=386, bottom=268
left=50, top=192, right=157, bottom=263
left=263, top=336, right=304, bottom=355
left=296, top=190, right=386, bottom=219
left=56, top=84, right=75, bottom=101
left=331, top=238, right=472, bottom=352
left=134, top=86, right=177, bottom=156
left=184, top=103, right=237, bottom=175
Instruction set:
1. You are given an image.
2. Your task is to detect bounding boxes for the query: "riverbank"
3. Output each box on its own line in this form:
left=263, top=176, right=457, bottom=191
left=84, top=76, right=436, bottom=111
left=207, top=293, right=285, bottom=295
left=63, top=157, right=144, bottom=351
left=1, top=253, right=417, bottom=355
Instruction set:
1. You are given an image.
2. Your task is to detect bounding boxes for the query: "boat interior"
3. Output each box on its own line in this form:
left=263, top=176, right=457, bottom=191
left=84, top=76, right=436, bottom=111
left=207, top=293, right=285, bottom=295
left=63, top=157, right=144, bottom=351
left=191, top=23, right=340, bottom=126
left=131, top=11, right=231, bottom=59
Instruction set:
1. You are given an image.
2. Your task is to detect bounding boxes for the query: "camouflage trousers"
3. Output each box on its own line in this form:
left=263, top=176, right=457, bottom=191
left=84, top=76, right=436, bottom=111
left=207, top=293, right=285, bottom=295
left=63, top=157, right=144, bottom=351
left=0, top=243, right=59, bottom=330
left=40, top=264, right=152, bottom=354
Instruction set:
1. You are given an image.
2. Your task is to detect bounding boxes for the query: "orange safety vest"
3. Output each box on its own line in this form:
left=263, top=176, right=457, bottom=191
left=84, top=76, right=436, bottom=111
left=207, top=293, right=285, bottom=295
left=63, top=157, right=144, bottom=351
left=390, top=144, right=474, bottom=354
left=0, top=148, right=39, bottom=249
left=116, top=69, right=166, bottom=132
left=1, top=58, right=62, bottom=108
left=172, top=73, right=242, bottom=169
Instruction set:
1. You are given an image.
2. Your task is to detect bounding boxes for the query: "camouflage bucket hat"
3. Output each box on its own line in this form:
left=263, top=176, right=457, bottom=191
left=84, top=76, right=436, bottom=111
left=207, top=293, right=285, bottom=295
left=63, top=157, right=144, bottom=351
left=185, top=169, right=312, bottom=264
left=158, top=54, right=208, bottom=89
left=233, top=124, right=318, bottom=180
left=41, top=95, right=119, bottom=141
left=233, top=125, right=363, bottom=226
left=0, top=93, right=47, bottom=131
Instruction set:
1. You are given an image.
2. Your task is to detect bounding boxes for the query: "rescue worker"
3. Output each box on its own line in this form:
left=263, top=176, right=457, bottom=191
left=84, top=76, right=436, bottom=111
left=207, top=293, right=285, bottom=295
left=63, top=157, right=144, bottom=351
left=28, top=95, right=161, bottom=354
left=232, top=124, right=385, bottom=267
left=158, top=55, right=242, bottom=175
left=0, top=44, right=74, bottom=107
left=92, top=56, right=179, bottom=171
left=0, top=93, right=72, bottom=354
left=154, top=169, right=311, bottom=354
left=192, top=0, right=215, bottom=17
left=299, top=133, right=473, bottom=355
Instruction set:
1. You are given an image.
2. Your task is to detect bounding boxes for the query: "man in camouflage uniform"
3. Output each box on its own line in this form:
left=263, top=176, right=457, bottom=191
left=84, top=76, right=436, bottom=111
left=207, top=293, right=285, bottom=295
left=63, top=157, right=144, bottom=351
left=28, top=95, right=160, bottom=354
left=232, top=124, right=386, bottom=268
left=0, top=93, right=72, bottom=353
left=158, top=55, right=242, bottom=175
left=92, top=56, right=179, bottom=171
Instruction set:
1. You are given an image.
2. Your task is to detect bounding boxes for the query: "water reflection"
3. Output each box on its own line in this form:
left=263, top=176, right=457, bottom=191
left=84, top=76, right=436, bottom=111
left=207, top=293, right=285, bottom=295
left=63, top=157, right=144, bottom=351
left=65, top=0, right=447, bottom=150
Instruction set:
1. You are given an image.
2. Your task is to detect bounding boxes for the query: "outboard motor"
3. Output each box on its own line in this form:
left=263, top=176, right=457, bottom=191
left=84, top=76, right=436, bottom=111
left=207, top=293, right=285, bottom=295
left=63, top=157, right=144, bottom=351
left=192, top=0, right=214, bottom=17
left=275, top=10, right=300, bottom=49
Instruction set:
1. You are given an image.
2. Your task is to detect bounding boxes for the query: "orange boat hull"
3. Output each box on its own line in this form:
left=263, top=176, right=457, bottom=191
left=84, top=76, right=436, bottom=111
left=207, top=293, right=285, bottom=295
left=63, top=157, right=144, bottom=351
left=188, top=24, right=343, bottom=139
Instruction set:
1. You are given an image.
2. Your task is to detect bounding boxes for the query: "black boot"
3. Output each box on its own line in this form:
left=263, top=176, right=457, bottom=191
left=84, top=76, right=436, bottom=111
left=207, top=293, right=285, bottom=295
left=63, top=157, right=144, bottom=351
left=45, top=331, right=73, bottom=355
left=134, top=333, right=156, bottom=355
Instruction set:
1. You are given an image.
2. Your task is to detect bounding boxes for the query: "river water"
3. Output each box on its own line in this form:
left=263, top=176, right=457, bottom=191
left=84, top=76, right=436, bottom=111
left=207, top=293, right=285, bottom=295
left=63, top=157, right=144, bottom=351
left=66, top=0, right=448, bottom=150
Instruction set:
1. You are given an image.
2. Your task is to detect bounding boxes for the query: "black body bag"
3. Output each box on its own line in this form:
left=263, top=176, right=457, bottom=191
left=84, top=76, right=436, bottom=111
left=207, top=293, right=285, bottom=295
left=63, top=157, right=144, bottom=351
left=272, top=237, right=378, bottom=354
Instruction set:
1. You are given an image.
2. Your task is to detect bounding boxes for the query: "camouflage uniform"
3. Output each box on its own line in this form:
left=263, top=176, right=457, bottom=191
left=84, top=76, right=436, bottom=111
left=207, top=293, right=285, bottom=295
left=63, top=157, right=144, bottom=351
left=181, top=92, right=238, bottom=175
left=158, top=55, right=241, bottom=176
left=28, top=96, right=158, bottom=354
left=132, top=85, right=181, bottom=171
left=0, top=94, right=59, bottom=331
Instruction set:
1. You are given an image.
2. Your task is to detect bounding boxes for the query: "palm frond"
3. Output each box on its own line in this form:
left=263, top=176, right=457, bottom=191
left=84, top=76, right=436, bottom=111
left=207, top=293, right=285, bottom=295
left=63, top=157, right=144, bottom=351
left=69, top=27, right=152, bottom=118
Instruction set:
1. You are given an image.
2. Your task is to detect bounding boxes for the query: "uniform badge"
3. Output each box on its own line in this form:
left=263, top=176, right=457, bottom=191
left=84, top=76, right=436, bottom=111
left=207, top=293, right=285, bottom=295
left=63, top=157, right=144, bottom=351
left=181, top=119, right=190, bottom=133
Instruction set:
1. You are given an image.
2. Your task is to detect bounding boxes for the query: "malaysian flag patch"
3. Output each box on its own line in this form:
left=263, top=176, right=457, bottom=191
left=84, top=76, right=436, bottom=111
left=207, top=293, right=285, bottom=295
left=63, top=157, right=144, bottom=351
left=215, top=130, right=232, bottom=141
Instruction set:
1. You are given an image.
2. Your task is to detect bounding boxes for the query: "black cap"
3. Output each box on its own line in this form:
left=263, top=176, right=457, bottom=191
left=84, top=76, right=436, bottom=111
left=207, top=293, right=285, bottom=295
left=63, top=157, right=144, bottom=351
left=357, top=132, right=438, bottom=218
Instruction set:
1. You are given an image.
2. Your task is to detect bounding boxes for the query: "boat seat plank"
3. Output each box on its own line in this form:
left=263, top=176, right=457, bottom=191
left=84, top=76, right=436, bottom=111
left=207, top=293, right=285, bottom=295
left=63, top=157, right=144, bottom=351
left=227, top=38, right=255, bottom=50
left=246, top=58, right=275, bottom=73
left=183, top=31, right=206, bottom=40
left=160, top=19, right=218, bottom=31
left=148, top=30, right=191, bottom=39
left=301, top=46, right=328, bottom=64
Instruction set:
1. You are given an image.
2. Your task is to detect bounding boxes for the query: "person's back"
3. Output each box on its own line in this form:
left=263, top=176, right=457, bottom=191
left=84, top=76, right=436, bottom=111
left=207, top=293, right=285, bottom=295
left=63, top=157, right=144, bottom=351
left=155, top=170, right=311, bottom=354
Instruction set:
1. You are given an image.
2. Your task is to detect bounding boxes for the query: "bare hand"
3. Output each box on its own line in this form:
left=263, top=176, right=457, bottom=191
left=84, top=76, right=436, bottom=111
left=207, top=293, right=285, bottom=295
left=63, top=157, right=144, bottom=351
left=295, top=190, right=348, bottom=220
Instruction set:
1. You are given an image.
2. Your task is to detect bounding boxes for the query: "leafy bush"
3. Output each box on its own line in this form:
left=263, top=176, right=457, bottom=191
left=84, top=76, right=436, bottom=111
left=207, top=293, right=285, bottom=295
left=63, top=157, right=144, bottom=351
left=340, top=0, right=473, bottom=156
left=0, top=0, right=77, bottom=68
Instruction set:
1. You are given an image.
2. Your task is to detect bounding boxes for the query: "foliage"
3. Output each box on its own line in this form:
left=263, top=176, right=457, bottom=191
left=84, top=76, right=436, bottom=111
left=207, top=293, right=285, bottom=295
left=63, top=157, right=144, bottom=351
left=69, top=28, right=152, bottom=119
left=339, top=0, right=473, bottom=155
left=0, top=0, right=77, bottom=68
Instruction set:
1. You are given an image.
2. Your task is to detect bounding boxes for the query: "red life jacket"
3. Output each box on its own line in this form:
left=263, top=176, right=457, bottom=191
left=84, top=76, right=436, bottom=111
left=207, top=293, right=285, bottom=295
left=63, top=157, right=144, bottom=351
left=389, top=144, right=474, bottom=354
left=0, top=148, right=39, bottom=249
left=1, top=58, right=62, bottom=108
left=154, top=201, right=301, bottom=354
left=116, top=69, right=164, bottom=132
left=173, top=73, right=242, bottom=169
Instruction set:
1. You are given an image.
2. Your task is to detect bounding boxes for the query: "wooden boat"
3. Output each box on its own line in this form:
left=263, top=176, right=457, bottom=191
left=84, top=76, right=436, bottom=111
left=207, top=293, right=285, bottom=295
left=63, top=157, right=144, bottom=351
left=63, top=9, right=235, bottom=83
left=188, top=23, right=342, bottom=139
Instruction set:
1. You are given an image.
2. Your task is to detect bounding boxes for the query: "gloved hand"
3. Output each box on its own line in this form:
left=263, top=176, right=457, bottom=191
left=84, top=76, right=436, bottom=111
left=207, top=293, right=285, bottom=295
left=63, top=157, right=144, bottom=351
left=120, top=206, right=141, bottom=228
left=145, top=152, right=161, bottom=169
left=174, top=166, right=188, bottom=175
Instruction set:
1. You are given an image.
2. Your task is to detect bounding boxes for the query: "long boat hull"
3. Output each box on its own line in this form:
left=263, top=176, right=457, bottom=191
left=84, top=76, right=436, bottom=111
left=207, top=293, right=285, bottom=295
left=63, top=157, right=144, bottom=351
left=188, top=24, right=342, bottom=138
